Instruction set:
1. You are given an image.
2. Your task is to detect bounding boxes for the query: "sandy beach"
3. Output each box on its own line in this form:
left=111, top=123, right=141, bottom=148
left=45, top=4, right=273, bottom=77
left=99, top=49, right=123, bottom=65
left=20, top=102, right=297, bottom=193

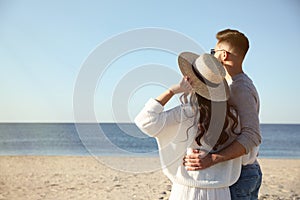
left=0, top=156, right=299, bottom=200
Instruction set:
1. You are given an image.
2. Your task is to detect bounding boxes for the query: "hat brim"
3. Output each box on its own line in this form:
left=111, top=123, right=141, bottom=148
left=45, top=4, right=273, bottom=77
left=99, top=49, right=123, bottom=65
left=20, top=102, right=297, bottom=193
left=178, top=52, right=229, bottom=102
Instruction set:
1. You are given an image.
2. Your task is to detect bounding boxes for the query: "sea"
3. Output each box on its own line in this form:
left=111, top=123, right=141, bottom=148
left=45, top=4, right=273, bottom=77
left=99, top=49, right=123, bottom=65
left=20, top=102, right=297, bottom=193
left=0, top=123, right=299, bottom=158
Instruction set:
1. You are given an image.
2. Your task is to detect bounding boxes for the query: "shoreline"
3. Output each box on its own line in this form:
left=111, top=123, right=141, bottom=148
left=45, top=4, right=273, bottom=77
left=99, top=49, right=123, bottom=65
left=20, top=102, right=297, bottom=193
left=1, top=153, right=299, bottom=159
left=1, top=156, right=299, bottom=200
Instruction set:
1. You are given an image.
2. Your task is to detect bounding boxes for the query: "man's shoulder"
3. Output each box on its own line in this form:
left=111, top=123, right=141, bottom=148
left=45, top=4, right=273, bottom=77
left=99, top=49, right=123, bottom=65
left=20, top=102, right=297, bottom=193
left=229, top=73, right=260, bottom=105
left=230, top=73, right=256, bottom=91
left=231, top=73, right=252, bottom=83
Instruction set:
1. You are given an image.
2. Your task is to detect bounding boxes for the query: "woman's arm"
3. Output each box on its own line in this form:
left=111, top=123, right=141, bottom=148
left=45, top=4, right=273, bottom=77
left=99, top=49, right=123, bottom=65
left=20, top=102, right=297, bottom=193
left=155, top=89, right=175, bottom=106
left=135, top=76, right=193, bottom=137
left=156, top=76, right=193, bottom=106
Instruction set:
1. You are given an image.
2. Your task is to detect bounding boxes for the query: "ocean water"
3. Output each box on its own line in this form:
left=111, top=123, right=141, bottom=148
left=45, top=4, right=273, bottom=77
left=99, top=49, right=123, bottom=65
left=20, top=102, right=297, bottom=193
left=0, top=123, right=299, bottom=158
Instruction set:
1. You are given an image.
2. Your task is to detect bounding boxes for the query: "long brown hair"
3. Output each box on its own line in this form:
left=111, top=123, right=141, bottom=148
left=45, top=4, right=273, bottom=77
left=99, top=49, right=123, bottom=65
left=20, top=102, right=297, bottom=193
left=194, top=93, right=239, bottom=150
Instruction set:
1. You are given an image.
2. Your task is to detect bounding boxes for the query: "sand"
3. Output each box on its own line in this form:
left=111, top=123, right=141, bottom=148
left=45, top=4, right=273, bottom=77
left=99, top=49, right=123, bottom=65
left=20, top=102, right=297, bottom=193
left=0, top=156, right=299, bottom=200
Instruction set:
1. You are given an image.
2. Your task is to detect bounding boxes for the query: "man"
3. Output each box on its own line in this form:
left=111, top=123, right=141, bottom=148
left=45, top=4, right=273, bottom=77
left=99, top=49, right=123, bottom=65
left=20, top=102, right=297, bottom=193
left=184, top=29, right=262, bottom=199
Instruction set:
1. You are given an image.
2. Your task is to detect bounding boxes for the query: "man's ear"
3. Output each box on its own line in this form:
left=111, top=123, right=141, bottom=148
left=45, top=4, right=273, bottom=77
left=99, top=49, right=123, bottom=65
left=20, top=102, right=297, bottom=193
left=222, top=51, right=229, bottom=61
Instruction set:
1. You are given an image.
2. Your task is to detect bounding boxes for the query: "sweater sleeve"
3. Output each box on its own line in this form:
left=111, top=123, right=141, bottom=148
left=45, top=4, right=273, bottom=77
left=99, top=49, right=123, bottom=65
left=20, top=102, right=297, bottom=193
left=134, top=98, right=193, bottom=138
left=230, top=85, right=261, bottom=153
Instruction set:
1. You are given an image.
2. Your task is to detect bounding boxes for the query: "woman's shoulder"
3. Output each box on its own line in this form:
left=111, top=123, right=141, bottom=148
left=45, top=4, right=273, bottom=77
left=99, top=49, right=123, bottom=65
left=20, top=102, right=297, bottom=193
left=180, top=102, right=198, bottom=121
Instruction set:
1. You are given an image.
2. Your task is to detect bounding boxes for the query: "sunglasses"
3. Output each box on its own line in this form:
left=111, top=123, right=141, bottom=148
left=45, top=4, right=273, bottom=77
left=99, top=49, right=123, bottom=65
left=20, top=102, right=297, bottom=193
left=210, top=49, right=230, bottom=55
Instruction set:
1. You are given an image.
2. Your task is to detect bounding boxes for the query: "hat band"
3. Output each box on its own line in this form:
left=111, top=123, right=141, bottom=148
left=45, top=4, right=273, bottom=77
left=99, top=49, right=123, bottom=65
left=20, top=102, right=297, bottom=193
left=192, top=64, right=220, bottom=88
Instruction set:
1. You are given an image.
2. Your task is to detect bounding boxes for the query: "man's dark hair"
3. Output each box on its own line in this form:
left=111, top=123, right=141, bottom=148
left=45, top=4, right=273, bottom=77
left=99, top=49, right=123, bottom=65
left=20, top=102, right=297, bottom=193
left=216, top=29, right=249, bottom=58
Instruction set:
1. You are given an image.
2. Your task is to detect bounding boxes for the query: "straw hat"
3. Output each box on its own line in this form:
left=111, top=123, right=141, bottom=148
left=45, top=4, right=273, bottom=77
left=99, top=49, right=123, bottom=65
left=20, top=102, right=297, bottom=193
left=178, top=52, right=229, bottom=101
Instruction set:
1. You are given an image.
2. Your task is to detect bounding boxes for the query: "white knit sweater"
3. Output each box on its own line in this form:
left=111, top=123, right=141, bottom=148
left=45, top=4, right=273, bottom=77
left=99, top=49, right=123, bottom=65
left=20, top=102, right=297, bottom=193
left=135, top=98, right=257, bottom=188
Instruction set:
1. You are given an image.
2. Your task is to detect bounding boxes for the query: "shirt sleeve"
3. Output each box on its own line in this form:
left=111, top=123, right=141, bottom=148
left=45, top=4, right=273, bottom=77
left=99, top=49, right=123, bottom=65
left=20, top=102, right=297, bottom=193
left=134, top=98, right=194, bottom=138
left=230, top=85, right=261, bottom=153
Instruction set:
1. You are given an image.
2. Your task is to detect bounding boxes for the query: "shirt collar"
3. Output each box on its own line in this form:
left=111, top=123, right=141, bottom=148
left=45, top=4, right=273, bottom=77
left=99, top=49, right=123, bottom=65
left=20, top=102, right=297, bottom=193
left=232, top=72, right=245, bottom=81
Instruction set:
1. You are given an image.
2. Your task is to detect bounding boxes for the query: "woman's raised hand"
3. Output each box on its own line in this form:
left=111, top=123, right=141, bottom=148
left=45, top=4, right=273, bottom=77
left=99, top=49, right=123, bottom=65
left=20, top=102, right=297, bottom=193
left=169, top=76, right=193, bottom=94
left=155, top=76, right=193, bottom=106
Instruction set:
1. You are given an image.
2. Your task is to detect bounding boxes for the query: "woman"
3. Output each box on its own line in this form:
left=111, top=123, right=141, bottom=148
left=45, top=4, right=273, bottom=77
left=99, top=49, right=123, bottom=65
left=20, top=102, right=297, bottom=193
left=135, top=52, right=257, bottom=200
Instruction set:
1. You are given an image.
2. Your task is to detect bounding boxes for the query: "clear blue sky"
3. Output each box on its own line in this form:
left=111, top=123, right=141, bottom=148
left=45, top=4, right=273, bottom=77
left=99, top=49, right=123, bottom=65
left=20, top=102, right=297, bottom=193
left=1, top=0, right=299, bottom=123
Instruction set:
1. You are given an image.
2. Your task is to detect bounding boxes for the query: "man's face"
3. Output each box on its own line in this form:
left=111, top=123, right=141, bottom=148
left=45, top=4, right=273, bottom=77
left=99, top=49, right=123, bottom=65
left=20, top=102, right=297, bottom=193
left=213, top=42, right=232, bottom=80
left=213, top=43, right=223, bottom=64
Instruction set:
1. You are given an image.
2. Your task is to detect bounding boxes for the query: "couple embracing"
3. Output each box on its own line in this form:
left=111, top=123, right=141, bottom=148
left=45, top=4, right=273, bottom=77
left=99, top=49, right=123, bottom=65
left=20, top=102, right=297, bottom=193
left=135, top=29, right=262, bottom=200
